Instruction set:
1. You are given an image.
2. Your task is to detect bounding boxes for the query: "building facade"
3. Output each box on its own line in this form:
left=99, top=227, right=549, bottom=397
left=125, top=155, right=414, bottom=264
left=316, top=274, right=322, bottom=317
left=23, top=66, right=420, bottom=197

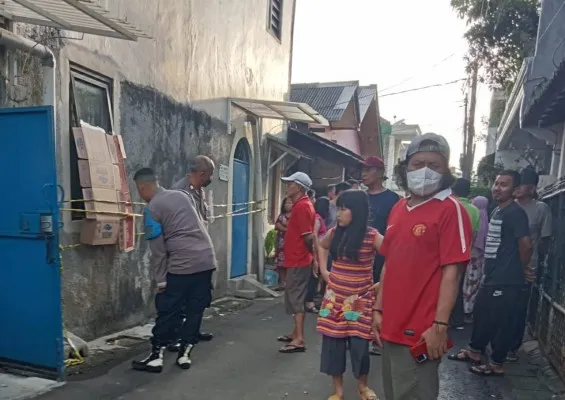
left=0, top=0, right=303, bottom=344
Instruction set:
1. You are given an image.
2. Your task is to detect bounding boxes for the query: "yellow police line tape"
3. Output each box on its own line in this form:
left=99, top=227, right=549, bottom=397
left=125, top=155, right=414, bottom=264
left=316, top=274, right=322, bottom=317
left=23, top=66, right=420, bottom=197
left=58, top=245, right=85, bottom=367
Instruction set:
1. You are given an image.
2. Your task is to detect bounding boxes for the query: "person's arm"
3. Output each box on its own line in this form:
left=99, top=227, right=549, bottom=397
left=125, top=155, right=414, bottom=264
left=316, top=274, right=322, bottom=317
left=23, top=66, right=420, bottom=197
left=274, top=216, right=287, bottom=232
left=144, top=205, right=168, bottom=291
left=539, top=203, right=552, bottom=256
left=314, top=218, right=321, bottom=238
left=512, top=208, right=533, bottom=267
left=373, top=230, right=384, bottom=252
left=318, top=230, right=333, bottom=282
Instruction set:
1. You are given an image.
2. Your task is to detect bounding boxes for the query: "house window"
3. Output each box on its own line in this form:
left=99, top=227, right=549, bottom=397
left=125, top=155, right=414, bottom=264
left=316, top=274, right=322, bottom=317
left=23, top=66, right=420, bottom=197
left=69, top=65, right=113, bottom=220
left=268, top=0, right=283, bottom=40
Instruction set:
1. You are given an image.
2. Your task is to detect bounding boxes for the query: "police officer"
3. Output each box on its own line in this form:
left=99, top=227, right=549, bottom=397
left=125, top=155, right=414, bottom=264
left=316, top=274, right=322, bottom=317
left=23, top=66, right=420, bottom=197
left=132, top=168, right=216, bottom=373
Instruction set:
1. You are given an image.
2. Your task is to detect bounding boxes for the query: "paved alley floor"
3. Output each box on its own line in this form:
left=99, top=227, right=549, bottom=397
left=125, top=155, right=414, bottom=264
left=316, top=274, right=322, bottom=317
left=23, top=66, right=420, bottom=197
left=32, top=298, right=560, bottom=400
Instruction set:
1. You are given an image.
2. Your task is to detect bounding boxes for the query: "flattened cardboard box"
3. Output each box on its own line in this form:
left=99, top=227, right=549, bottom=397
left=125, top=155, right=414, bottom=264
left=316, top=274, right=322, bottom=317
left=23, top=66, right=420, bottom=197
left=116, top=190, right=133, bottom=214
left=78, top=160, right=116, bottom=189
left=82, top=188, right=120, bottom=220
left=80, top=218, right=119, bottom=246
left=119, top=216, right=135, bottom=252
left=106, top=134, right=120, bottom=164
left=72, top=127, right=111, bottom=162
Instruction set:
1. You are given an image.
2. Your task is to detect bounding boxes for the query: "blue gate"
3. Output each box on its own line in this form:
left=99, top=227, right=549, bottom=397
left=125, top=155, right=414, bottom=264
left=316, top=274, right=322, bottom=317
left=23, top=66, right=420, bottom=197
left=0, top=107, right=64, bottom=379
left=231, top=159, right=250, bottom=278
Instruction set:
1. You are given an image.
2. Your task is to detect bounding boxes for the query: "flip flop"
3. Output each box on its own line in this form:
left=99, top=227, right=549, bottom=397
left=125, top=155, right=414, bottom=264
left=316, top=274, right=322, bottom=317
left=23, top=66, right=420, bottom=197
left=276, top=335, right=293, bottom=343
left=359, top=387, right=379, bottom=400
left=279, top=344, right=306, bottom=353
left=328, top=395, right=343, bottom=400
left=448, top=349, right=481, bottom=364
left=469, top=364, right=505, bottom=377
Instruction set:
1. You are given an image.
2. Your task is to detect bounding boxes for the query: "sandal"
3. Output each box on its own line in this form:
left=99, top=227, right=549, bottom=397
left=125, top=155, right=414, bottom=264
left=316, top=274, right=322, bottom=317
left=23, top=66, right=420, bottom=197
left=469, top=363, right=505, bottom=377
left=276, top=335, right=293, bottom=343
left=359, top=387, right=378, bottom=400
left=279, top=343, right=306, bottom=353
left=447, top=349, right=481, bottom=364
left=306, top=306, right=320, bottom=314
left=328, top=395, right=343, bottom=400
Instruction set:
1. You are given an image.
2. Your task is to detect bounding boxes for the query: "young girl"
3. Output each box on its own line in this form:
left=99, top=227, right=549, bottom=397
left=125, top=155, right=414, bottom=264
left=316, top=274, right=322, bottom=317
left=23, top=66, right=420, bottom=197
left=317, top=190, right=382, bottom=400
left=274, top=197, right=292, bottom=290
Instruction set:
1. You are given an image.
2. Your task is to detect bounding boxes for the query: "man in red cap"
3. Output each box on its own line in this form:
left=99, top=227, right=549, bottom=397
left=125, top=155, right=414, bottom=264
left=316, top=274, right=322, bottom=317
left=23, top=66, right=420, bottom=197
left=361, top=156, right=400, bottom=355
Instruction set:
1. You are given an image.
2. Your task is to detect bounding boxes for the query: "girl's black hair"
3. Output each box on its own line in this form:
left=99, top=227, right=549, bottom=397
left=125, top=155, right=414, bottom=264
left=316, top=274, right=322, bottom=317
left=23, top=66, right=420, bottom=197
left=280, top=197, right=291, bottom=215
left=330, top=190, right=369, bottom=261
left=314, top=196, right=330, bottom=220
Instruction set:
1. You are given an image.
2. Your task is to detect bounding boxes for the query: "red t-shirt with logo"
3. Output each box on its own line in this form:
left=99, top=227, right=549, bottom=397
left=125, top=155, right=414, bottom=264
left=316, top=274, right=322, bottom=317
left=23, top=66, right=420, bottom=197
left=379, top=190, right=472, bottom=346
left=284, top=195, right=315, bottom=268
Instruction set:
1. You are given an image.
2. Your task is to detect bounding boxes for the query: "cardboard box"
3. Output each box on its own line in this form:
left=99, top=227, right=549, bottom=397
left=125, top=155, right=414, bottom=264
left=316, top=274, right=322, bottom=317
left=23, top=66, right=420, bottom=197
left=72, top=126, right=111, bottom=162
left=119, top=216, right=135, bottom=252
left=82, top=188, right=120, bottom=220
left=80, top=218, right=120, bottom=246
left=106, top=134, right=120, bottom=164
left=115, top=134, right=127, bottom=159
left=116, top=190, right=133, bottom=214
left=78, top=160, right=116, bottom=189
left=116, top=161, right=129, bottom=193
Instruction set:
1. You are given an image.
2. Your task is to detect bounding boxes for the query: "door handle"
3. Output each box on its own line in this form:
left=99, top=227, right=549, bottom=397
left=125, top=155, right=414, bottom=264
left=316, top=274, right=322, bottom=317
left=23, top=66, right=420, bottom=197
left=57, top=184, right=65, bottom=207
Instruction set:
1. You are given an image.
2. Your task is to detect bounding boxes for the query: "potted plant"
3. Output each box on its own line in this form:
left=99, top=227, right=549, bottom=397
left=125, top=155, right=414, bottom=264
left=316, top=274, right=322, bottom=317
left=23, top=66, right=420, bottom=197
left=263, top=229, right=278, bottom=286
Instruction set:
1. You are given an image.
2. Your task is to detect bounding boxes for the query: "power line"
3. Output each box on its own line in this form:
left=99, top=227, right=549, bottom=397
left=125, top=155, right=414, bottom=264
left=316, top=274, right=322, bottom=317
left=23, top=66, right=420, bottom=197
left=379, top=53, right=456, bottom=94
left=379, top=79, right=467, bottom=98
left=313, top=78, right=466, bottom=111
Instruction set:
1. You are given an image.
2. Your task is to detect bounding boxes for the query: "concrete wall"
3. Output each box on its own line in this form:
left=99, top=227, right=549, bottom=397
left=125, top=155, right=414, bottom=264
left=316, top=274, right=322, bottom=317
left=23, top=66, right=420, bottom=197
left=1, top=0, right=296, bottom=340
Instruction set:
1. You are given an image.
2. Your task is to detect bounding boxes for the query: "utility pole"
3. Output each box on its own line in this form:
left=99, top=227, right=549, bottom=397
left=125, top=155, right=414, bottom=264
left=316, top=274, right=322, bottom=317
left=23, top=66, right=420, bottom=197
left=463, top=63, right=478, bottom=179
left=460, top=95, right=468, bottom=173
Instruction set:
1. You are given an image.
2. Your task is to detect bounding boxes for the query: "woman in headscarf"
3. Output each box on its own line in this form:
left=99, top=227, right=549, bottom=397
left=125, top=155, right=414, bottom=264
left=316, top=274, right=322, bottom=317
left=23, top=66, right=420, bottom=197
left=462, top=195, right=489, bottom=322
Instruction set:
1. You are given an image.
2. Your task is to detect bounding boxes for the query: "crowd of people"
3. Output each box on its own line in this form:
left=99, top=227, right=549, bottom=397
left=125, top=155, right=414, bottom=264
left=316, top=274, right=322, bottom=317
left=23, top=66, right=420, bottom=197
left=130, top=133, right=552, bottom=400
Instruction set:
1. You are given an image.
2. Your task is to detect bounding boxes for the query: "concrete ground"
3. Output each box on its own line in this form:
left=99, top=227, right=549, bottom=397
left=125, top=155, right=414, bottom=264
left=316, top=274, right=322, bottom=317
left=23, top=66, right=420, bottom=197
left=12, top=297, right=565, bottom=400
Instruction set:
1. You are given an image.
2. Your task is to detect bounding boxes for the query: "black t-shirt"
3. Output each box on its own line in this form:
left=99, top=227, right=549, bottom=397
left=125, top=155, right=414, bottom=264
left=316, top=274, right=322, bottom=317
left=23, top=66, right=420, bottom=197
left=483, top=202, right=530, bottom=286
left=368, top=189, right=401, bottom=278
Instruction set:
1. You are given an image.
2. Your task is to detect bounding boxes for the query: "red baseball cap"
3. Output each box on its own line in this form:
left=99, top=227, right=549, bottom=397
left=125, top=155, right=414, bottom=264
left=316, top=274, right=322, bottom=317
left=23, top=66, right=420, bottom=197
left=361, top=156, right=385, bottom=169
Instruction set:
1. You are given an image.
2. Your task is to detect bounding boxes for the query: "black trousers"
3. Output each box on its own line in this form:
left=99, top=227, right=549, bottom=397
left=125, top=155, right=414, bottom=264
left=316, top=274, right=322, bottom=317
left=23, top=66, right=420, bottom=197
left=151, top=270, right=213, bottom=347
left=469, top=286, right=520, bottom=364
left=507, top=284, right=532, bottom=353
left=305, top=274, right=318, bottom=303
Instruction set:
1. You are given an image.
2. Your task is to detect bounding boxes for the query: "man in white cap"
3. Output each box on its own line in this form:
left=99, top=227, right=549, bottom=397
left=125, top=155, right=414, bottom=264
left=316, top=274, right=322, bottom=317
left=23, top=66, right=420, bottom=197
left=276, top=172, right=317, bottom=354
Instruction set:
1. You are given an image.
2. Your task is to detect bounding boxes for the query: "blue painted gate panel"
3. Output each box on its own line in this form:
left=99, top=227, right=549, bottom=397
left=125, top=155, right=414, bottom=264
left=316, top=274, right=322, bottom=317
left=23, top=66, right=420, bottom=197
left=231, top=160, right=250, bottom=278
left=0, top=107, right=64, bottom=379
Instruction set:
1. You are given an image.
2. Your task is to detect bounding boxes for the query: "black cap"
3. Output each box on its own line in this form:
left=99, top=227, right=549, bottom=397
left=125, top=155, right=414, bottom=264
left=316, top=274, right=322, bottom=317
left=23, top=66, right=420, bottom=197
left=451, top=178, right=471, bottom=198
left=520, top=167, right=539, bottom=185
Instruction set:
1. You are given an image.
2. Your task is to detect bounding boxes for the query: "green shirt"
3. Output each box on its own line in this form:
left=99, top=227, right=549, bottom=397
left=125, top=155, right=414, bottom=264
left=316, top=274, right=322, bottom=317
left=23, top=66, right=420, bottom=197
left=458, top=197, right=480, bottom=233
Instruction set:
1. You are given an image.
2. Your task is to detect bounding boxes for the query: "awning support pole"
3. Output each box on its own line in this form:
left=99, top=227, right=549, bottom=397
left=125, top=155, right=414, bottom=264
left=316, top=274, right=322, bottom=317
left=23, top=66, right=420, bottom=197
left=269, top=152, right=288, bottom=170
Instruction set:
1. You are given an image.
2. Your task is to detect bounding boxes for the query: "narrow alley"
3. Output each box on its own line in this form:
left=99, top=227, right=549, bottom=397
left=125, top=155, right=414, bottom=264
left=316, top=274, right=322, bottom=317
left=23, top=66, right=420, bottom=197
left=31, top=298, right=558, bottom=400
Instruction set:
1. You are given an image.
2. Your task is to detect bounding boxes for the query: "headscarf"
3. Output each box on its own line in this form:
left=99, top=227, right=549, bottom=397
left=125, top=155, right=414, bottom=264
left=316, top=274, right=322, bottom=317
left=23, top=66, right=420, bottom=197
left=472, top=196, right=489, bottom=251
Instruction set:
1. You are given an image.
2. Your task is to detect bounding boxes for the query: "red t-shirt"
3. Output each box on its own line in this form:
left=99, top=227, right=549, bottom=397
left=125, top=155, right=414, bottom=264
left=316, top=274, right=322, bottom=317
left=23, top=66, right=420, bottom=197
left=379, top=189, right=472, bottom=346
left=284, top=195, right=315, bottom=268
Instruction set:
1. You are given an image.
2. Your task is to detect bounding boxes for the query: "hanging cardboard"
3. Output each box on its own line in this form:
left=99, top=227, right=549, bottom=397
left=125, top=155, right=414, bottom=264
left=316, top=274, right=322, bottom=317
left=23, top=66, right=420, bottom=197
left=77, top=160, right=116, bottom=189
left=80, top=218, right=120, bottom=245
left=72, top=126, right=112, bottom=162
left=82, top=188, right=120, bottom=220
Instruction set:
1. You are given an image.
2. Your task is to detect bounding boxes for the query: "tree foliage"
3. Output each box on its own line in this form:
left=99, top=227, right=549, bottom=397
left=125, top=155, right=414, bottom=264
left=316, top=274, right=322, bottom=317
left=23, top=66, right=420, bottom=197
left=451, top=0, right=540, bottom=88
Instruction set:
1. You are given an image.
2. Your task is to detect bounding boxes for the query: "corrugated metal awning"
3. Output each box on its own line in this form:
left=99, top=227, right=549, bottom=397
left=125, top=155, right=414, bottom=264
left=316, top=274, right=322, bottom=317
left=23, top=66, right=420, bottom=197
left=231, top=98, right=329, bottom=126
left=0, top=0, right=149, bottom=41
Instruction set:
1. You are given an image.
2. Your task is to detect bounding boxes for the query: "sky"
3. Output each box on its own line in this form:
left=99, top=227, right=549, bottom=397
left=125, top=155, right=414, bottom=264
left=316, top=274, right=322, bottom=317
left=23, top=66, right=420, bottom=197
left=291, top=0, right=492, bottom=168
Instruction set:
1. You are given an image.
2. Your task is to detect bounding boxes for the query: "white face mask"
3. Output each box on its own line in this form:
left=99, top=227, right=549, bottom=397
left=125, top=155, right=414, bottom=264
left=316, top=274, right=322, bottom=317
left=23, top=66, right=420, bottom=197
left=406, top=167, right=443, bottom=196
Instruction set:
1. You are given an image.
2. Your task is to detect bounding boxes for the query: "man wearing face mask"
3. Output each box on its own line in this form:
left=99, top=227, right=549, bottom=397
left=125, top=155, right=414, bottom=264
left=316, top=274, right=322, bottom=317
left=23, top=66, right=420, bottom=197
left=168, top=155, right=215, bottom=352
left=373, top=133, right=473, bottom=399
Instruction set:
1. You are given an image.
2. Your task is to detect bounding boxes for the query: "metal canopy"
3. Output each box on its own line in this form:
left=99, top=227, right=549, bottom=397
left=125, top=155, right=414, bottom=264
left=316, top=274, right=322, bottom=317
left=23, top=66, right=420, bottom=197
left=231, top=98, right=329, bottom=126
left=0, top=0, right=149, bottom=41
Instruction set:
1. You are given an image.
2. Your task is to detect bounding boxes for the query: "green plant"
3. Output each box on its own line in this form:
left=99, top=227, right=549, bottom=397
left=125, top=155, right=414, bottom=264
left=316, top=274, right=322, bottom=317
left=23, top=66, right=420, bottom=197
left=265, top=229, right=276, bottom=259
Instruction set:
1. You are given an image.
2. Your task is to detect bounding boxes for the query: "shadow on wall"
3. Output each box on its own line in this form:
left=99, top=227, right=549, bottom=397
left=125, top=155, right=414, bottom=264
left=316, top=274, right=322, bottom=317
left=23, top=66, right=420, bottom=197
left=61, top=81, right=231, bottom=341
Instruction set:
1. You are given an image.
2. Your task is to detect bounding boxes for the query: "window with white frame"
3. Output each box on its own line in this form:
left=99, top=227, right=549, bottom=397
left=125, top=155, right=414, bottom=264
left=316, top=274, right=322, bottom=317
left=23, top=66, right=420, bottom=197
left=268, top=0, right=283, bottom=41
left=69, top=64, right=113, bottom=220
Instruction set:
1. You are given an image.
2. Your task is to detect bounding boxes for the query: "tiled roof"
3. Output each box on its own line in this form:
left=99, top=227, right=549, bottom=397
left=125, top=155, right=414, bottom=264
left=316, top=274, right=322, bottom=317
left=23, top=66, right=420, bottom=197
left=358, top=85, right=377, bottom=121
left=290, top=81, right=359, bottom=122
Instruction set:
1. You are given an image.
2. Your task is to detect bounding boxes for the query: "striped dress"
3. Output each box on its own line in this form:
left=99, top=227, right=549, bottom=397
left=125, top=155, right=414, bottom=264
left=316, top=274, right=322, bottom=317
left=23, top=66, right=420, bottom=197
left=317, top=228, right=377, bottom=340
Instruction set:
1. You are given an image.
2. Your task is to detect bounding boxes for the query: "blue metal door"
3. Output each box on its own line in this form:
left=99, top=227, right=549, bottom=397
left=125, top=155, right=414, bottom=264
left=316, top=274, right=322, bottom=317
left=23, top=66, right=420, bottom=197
left=0, top=107, right=64, bottom=379
left=231, top=160, right=250, bottom=278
